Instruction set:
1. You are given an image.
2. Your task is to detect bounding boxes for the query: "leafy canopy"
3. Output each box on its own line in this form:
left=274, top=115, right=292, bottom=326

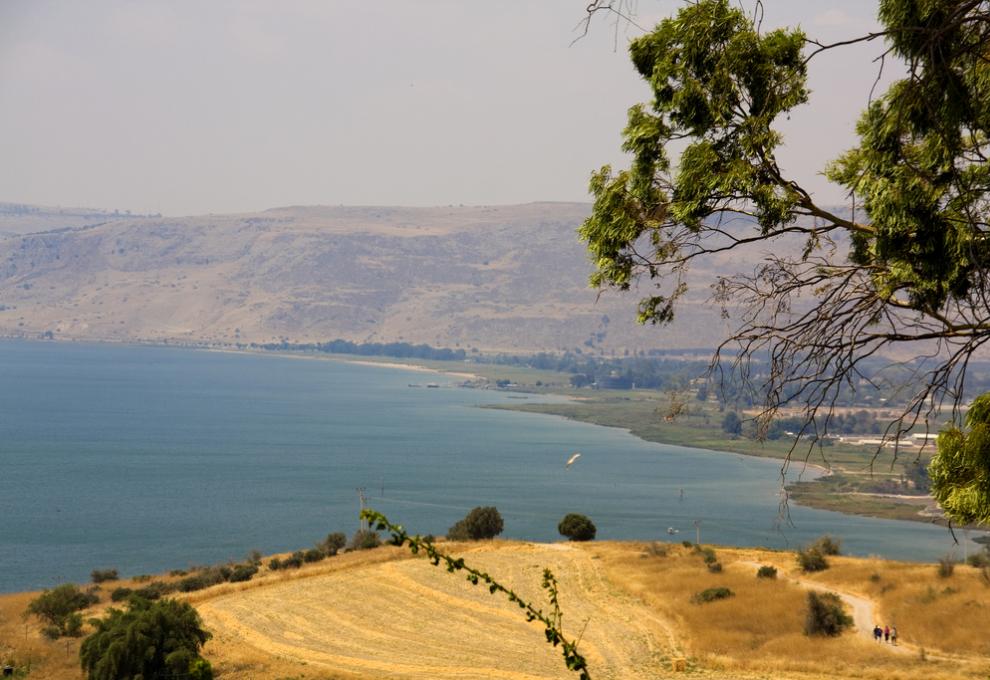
left=581, top=0, right=990, bottom=524
left=79, top=597, right=212, bottom=680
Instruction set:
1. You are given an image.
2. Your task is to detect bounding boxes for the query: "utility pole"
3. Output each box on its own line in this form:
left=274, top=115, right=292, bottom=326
left=693, top=519, right=702, bottom=546
left=356, top=487, right=367, bottom=530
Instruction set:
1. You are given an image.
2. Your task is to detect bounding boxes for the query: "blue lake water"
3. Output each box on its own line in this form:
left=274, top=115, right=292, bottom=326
left=0, top=341, right=978, bottom=592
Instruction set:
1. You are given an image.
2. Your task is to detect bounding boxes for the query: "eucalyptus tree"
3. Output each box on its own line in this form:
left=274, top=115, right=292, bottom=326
left=579, top=0, right=990, bottom=522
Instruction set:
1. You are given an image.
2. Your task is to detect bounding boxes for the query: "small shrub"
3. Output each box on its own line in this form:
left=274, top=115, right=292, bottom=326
left=27, top=583, right=99, bottom=638
left=63, top=612, right=84, bottom=637
left=448, top=506, right=504, bottom=540
left=869, top=572, right=882, bottom=582
left=557, top=513, right=597, bottom=541
left=700, top=548, right=717, bottom=565
left=133, top=582, right=171, bottom=601
left=217, top=565, right=233, bottom=581
left=268, top=558, right=281, bottom=571
left=756, top=565, right=777, bottom=579
left=681, top=540, right=693, bottom=548
left=692, top=587, right=733, bottom=604
left=169, top=569, right=188, bottom=577
left=228, top=564, right=258, bottom=583
left=707, top=561, right=723, bottom=573
left=323, top=532, right=347, bottom=556
left=446, top=520, right=470, bottom=541
left=812, top=535, right=842, bottom=556
left=804, top=591, right=852, bottom=636
left=248, top=550, right=263, bottom=565
left=110, top=587, right=133, bottom=602
left=133, top=574, right=152, bottom=583
left=797, top=548, right=828, bottom=572
left=937, top=555, right=956, bottom=578
left=303, top=548, right=325, bottom=563
left=91, top=568, right=119, bottom=584
left=349, top=530, right=381, bottom=551
left=279, top=552, right=304, bottom=569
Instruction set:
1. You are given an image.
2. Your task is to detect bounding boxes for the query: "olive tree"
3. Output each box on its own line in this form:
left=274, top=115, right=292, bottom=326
left=580, top=0, right=990, bottom=523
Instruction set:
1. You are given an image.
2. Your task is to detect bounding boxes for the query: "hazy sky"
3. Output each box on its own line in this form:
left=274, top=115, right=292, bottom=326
left=0, top=1, right=894, bottom=216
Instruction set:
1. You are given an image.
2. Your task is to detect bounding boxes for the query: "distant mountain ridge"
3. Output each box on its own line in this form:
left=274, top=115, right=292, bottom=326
left=0, top=202, right=737, bottom=353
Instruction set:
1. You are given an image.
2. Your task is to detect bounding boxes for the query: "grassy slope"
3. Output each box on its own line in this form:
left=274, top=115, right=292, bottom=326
left=7, top=542, right=988, bottom=679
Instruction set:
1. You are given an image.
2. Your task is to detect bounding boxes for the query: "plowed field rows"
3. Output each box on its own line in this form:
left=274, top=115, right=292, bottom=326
left=198, top=543, right=677, bottom=679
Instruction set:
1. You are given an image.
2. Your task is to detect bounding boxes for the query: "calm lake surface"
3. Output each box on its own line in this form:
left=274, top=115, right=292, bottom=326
left=0, top=341, right=978, bottom=592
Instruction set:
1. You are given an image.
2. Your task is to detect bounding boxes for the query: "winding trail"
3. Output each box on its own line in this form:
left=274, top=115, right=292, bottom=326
left=734, top=560, right=921, bottom=656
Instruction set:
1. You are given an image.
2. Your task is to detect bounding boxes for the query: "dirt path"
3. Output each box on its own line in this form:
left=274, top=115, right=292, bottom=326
left=734, top=560, right=907, bottom=651
left=198, top=543, right=682, bottom=679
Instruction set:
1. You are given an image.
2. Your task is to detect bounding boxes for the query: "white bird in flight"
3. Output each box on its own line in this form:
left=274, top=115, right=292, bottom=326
left=565, top=452, right=582, bottom=468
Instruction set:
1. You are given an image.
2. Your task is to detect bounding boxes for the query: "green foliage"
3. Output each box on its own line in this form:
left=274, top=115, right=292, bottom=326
left=581, top=0, right=990, bottom=523
left=323, top=532, right=347, bottom=556
left=692, top=587, right=733, bottom=604
left=448, top=506, right=504, bottom=540
left=109, top=587, right=133, bottom=603
left=132, top=581, right=172, bottom=601
left=804, top=591, right=851, bottom=636
left=361, top=509, right=591, bottom=679
left=27, top=584, right=98, bottom=638
left=721, top=411, right=742, bottom=437
left=79, top=597, right=212, bottom=680
left=303, top=548, right=325, bottom=563
left=756, top=565, right=777, bottom=579
left=930, top=393, right=990, bottom=525
left=228, top=563, right=258, bottom=582
left=557, top=514, right=597, bottom=542
left=90, top=569, right=118, bottom=584
left=797, top=548, right=829, bottom=573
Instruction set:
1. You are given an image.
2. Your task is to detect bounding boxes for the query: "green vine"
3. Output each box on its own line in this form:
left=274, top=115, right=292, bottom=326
left=361, top=509, right=591, bottom=679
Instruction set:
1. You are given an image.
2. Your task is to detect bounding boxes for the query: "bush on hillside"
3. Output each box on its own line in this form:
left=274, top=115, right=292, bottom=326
left=691, top=587, right=733, bottom=604
left=447, top=506, right=504, bottom=541
left=110, top=587, right=133, bottom=603
left=90, top=568, right=119, bottom=584
left=27, top=584, right=99, bottom=638
left=707, top=561, right=723, bottom=573
left=811, top=535, right=842, bottom=556
left=756, top=565, right=778, bottom=579
left=938, top=555, right=957, bottom=578
left=349, top=530, right=381, bottom=551
left=323, top=532, right=347, bottom=556
left=448, top=506, right=504, bottom=541
left=804, top=591, right=852, bottom=636
left=133, top=582, right=172, bottom=601
left=303, top=548, right=325, bottom=563
left=797, top=548, right=829, bottom=572
left=557, top=513, right=597, bottom=541
left=228, top=564, right=258, bottom=583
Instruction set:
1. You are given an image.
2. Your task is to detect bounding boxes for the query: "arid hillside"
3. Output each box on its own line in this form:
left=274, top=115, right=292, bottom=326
left=5, top=540, right=988, bottom=680
left=0, top=203, right=736, bottom=352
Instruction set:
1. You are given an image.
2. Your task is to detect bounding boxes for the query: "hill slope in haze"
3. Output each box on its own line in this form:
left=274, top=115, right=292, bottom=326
left=0, top=202, right=735, bottom=352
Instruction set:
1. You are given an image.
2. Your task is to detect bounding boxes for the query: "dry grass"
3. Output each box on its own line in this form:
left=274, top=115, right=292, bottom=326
left=792, top=554, right=990, bottom=656
left=5, top=542, right=990, bottom=679
left=593, top=542, right=987, bottom=680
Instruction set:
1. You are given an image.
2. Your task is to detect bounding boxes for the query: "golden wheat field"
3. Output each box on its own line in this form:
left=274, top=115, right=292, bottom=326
left=4, top=541, right=990, bottom=680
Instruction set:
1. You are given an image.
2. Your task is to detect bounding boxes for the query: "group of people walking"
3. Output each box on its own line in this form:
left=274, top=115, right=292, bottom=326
left=873, top=624, right=897, bottom=644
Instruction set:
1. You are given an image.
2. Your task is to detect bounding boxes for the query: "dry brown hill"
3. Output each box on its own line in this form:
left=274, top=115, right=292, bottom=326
left=0, top=203, right=733, bottom=353
left=5, top=541, right=987, bottom=679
